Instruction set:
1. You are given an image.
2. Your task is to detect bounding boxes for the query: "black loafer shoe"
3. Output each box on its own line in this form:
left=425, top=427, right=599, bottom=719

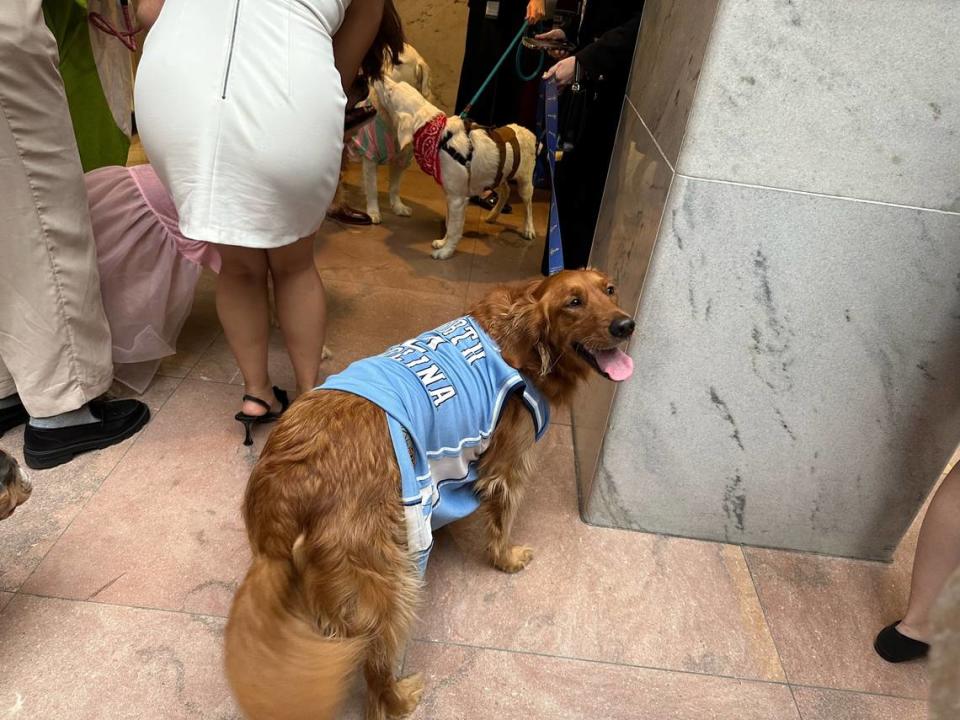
left=0, top=403, right=28, bottom=438
left=23, top=398, right=150, bottom=470
left=874, top=622, right=930, bottom=663
left=469, top=193, right=499, bottom=211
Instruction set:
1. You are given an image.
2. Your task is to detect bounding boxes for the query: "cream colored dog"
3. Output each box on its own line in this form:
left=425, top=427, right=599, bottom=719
left=378, top=77, right=538, bottom=260
left=358, top=44, right=432, bottom=224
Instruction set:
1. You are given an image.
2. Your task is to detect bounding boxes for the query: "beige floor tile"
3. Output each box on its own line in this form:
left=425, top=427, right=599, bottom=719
left=319, top=167, right=480, bottom=297
left=745, top=542, right=927, bottom=698
left=187, top=330, right=297, bottom=392
left=158, top=272, right=221, bottom=379
left=319, top=278, right=468, bottom=380
left=22, top=381, right=254, bottom=616
left=396, top=641, right=799, bottom=720
left=415, top=425, right=786, bottom=682
left=792, top=687, right=928, bottom=720
left=0, top=430, right=139, bottom=592
left=0, top=594, right=237, bottom=720
left=0, top=591, right=12, bottom=611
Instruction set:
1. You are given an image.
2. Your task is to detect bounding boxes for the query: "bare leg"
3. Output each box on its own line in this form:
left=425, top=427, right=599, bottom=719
left=898, top=462, right=960, bottom=642
left=267, top=236, right=327, bottom=396
left=215, top=245, right=275, bottom=416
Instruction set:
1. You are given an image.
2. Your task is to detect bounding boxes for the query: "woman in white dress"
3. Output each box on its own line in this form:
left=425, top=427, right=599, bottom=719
left=134, top=0, right=401, bottom=443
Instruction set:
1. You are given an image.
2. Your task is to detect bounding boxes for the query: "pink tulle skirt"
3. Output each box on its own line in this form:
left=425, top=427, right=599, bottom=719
left=86, top=164, right=221, bottom=393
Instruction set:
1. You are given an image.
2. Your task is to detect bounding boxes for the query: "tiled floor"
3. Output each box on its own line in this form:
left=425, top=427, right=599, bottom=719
left=0, top=162, right=940, bottom=719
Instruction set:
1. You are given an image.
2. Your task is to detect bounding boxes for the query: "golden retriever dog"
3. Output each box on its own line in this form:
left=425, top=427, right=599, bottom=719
left=0, top=450, right=32, bottom=521
left=225, top=270, right=635, bottom=719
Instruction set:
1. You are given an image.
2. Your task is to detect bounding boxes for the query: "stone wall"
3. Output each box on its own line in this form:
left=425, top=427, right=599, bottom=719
left=395, top=0, right=469, bottom=112
left=575, top=0, right=960, bottom=560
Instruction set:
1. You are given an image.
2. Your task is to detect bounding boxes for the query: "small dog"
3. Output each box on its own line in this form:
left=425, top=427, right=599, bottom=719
left=378, top=78, right=539, bottom=259
left=0, top=450, right=32, bottom=521
left=224, top=270, right=636, bottom=719
left=351, top=45, right=433, bottom=225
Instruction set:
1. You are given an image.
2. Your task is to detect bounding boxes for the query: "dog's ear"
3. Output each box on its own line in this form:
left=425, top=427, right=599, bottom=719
left=395, top=112, right=415, bottom=150
left=508, top=281, right=553, bottom=376
left=417, top=61, right=433, bottom=102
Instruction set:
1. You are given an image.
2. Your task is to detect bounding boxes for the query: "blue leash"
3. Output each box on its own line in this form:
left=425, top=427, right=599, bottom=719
left=543, top=77, right=565, bottom=275
left=460, top=21, right=530, bottom=119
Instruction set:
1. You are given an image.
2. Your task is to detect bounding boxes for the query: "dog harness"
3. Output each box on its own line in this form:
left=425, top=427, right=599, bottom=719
left=414, top=114, right=523, bottom=190
left=317, top=316, right=550, bottom=574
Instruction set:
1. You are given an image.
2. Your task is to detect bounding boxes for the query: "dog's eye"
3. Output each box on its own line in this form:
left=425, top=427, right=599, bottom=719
left=605, top=285, right=616, bottom=296
left=568, top=297, right=583, bottom=308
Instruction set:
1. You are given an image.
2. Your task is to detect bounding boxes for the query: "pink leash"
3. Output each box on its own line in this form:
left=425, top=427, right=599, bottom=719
left=88, top=1, right=141, bottom=52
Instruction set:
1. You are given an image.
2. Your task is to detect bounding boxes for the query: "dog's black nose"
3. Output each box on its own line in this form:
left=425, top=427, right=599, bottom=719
left=610, top=317, right=636, bottom=338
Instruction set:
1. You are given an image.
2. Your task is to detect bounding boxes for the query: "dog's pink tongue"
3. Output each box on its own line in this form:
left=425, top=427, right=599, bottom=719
left=595, top=348, right=634, bottom=381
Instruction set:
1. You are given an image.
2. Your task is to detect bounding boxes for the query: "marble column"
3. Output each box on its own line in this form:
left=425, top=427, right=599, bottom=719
left=575, top=0, right=960, bottom=560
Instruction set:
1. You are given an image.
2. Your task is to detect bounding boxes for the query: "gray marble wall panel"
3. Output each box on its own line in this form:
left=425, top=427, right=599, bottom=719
left=574, top=101, right=674, bottom=504
left=627, top=0, right=720, bottom=167
left=677, top=0, right=960, bottom=211
left=585, top=176, right=960, bottom=560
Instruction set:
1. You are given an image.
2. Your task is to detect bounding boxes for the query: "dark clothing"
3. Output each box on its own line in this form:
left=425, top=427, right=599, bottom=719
left=456, top=0, right=538, bottom=128
left=542, top=0, right=644, bottom=273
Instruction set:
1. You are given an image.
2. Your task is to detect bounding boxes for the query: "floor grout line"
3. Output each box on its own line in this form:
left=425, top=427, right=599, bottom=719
left=406, top=636, right=928, bottom=703
left=740, top=546, right=804, bottom=718
left=10, top=589, right=228, bottom=623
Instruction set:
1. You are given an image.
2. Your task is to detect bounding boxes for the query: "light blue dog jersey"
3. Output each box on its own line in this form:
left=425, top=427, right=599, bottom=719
left=318, top=316, right=550, bottom=573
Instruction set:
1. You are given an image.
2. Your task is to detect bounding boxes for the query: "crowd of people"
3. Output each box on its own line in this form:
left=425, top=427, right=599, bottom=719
left=0, top=0, right=954, bottom=679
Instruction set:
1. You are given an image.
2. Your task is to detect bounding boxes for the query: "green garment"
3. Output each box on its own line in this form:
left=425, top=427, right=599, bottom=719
left=43, top=0, right=129, bottom=171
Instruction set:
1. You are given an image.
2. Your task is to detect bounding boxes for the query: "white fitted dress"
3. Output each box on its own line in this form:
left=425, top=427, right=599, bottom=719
left=134, top=0, right=348, bottom=248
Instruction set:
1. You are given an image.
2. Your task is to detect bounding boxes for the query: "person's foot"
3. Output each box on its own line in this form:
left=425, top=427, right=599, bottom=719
left=0, top=401, right=28, bottom=438
left=240, top=386, right=287, bottom=418
left=23, top=399, right=150, bottom=470
left=327, top=205, right=373, bottom=226
left=874, top=621, right=930, bottom=663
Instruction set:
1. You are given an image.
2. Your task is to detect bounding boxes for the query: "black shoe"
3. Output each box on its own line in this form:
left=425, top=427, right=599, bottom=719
left=874, top=622, right=930, bottom=663
left=23, top=399, right=151, bottom=470
left=0, top=402, right=28, bottom=438
left=469, top=193, right=499, bottom=211
left=235, top=387, right=290, bottom=446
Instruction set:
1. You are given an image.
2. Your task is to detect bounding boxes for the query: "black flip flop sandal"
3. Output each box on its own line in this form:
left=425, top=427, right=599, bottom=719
left=235, top=386, right=290, bottom=446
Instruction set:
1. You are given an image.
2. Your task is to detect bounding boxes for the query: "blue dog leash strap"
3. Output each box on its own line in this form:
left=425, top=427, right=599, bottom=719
left=544, top=77, right=565, bottom=275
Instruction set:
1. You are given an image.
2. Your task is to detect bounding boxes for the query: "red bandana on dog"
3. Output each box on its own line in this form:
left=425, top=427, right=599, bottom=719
left=413, top=114, right=447, bottom=185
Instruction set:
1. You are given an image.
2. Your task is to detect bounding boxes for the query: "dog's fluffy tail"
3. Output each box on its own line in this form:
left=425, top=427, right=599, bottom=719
left=225, top=542, right=364, bottom=720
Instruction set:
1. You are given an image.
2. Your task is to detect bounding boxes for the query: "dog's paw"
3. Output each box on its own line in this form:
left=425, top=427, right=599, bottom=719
left=431, top=237, right=447, bottom=250
left=368, top=210, right=383, bottom=224
left=432, top=245, right=455, bottom=260
left=494, top=545, right=534, bottom=573
left=389, top=673, right=425, bottom=716
left=391, top=201, right=413, bottom=217
left=521, top=227, right=536, bottom=241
